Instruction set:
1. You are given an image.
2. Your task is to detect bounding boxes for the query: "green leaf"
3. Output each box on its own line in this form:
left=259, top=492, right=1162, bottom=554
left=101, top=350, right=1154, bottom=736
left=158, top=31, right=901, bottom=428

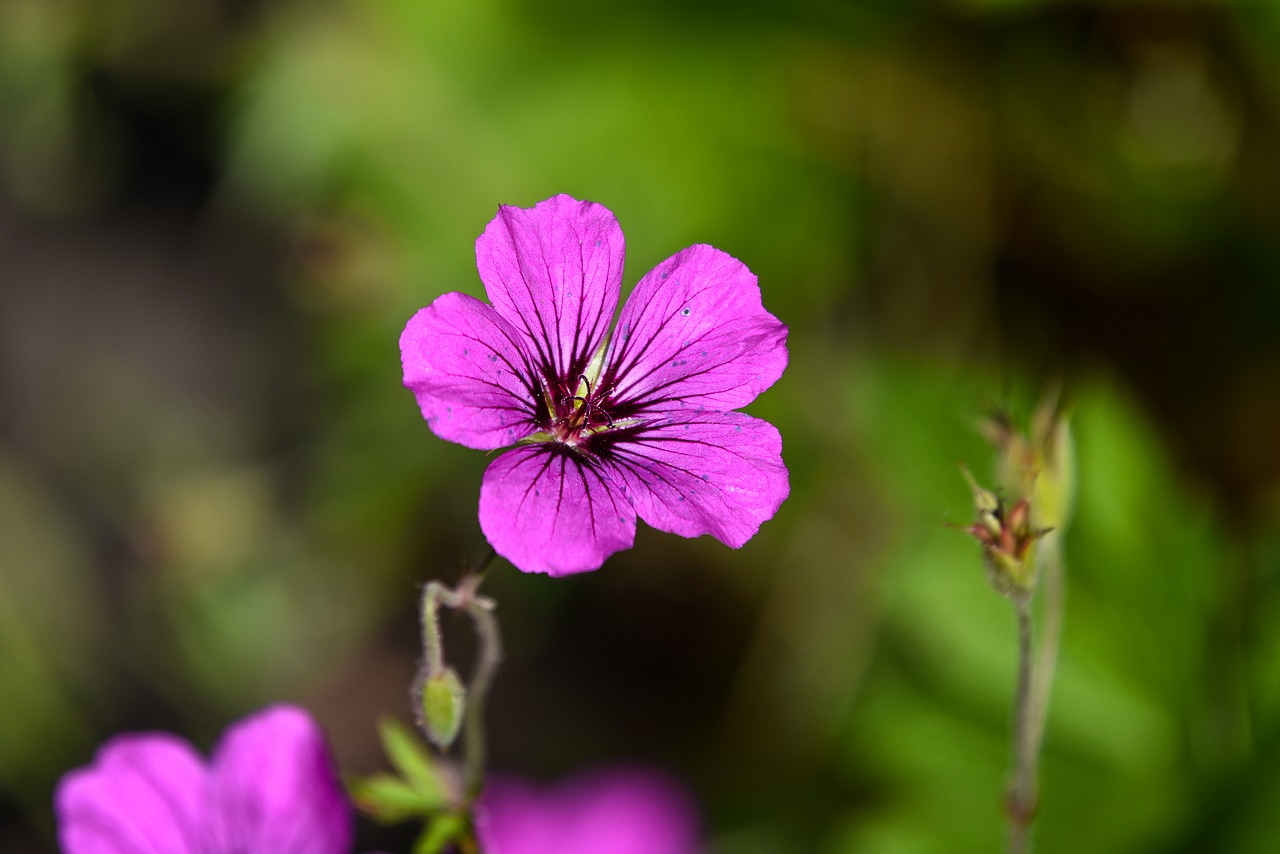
left=378, top=717, right=447, bottom=807
left=348, top=773, right=437, bottom=823
left=413, top=812, right=468, bottom=854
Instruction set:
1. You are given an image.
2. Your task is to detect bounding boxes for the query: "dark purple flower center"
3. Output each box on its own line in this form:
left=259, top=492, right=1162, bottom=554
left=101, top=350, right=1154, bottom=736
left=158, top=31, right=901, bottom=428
left=542, top=373, right=618, bottom=447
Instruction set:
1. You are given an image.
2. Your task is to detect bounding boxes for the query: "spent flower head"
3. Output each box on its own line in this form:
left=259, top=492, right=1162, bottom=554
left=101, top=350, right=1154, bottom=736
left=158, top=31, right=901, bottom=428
left=55, top=705, right=354, bottom=854
left=400, top=194, right=789, bottom=575
left=960, top=467, right=1051, bottom=599
left=980, top=390, right=1074, bottom=535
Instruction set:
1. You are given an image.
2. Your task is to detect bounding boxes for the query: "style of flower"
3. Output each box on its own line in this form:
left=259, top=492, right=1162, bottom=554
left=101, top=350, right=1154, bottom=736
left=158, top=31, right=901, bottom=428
left=475, top=766, right=699, bottom=854
left=400, top=194, right=789, bottom=575
left=55, top=705, right=354, bottom=854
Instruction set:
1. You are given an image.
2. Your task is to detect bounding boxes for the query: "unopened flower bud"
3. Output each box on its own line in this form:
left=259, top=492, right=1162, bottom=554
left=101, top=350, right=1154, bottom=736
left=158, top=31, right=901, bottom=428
left=419, top=666, right=466, bottom=749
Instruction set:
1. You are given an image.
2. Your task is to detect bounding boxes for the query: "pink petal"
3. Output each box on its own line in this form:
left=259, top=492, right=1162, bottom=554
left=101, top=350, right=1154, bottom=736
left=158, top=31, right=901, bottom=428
left=474, top=778, right=559, bottom=854
left=401, top=292, right=540, bottom=450
left=551, top=769, right=699, bottom=854
left=476, top=195, right=624, bottom=383
left=606, top=244, right=787, bottom=413
left=479, top=446, right=636, bottom=576
left=55, top=733, right=209, bottom=854
left=207, top=705, right=352, bottom=854
left=477, top=768, right=699, bottom=854
left=605, top=413, right=788, bottom=548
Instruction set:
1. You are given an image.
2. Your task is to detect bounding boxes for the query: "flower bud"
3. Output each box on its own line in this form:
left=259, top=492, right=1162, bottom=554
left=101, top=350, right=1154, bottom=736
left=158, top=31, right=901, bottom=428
left=419, top=666, right=467, bottom=749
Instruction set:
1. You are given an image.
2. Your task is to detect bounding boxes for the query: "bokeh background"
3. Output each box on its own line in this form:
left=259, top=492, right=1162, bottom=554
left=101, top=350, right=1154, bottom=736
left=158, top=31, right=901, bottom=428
left=3, top=0, right=1280, bottom=851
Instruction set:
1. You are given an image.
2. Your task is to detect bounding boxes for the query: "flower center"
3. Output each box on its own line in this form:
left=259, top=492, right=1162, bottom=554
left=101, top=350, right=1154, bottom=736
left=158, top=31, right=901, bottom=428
left=547, top=373, right=615, bottom=447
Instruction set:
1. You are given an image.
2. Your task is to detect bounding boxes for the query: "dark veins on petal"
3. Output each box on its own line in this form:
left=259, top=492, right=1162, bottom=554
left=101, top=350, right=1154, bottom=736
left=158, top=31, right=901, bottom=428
left=599, top=294, right=747, bottom=412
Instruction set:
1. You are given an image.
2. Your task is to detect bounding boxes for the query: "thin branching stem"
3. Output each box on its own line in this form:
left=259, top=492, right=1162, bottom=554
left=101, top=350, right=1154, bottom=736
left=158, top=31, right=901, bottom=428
left=461, top=575, right=502, bottom=800
left=417, top=549, right=503, bottom=806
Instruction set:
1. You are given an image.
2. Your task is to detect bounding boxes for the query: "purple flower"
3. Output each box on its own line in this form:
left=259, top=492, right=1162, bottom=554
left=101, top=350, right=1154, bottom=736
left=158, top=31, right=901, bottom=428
left=55, top=705, right=353, bottom=854
left=400, top=194, right=789, bottom=575
left=476, top=767, right=700, bottom=854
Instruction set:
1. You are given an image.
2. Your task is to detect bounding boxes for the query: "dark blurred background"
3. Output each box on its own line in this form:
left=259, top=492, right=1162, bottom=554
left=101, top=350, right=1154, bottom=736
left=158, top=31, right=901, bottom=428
left=3, top=1, right=1280, bottom=852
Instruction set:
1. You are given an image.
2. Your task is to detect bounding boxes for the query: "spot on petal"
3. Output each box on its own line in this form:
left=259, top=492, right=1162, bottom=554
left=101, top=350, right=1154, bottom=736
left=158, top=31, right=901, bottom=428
left=680, top=307, right=690, bottom=316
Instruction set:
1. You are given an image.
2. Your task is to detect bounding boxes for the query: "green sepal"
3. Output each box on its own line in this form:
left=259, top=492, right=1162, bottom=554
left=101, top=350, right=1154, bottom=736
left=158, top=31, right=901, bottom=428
left=583, top=336, right=609, bottom=388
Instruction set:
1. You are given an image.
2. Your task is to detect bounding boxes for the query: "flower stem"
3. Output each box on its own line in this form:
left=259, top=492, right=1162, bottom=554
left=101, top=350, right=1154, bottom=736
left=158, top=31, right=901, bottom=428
left=1027, top=543, right=1064, bottom=779
left=1007, top=594, right=1036, bottom=854
left=1006, top=538, right=1065, bottom=854
left=460, top=570, right=502, bottom=801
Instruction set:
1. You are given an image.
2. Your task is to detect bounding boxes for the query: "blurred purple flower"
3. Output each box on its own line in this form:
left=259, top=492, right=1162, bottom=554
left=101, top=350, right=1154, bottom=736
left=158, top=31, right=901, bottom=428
left=476, top=767, right=700, bottom=854
left=55, top=704, right=353, bottom=854
left=401, top=194, right=789, bottom=576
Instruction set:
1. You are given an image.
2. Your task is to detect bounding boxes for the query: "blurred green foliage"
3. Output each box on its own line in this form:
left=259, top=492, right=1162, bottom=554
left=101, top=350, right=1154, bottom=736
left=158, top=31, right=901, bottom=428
left=2, top=0, right=1280, bottom=852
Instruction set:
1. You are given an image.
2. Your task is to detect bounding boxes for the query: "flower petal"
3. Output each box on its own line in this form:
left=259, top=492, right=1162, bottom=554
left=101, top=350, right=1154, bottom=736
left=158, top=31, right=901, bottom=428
left=474, top=777, right=559, bottom=854
left=477, top=768, right=699, bottom=854
left=56, top=733, right=208, bottom=854
left=605, top=245, right=787, bottom=413
left=476, top=195, right=624, bottom=383
left=207, top=705, right=352, bottom=854
left=401, top=292, right=540, bottom=450
left=479, top=446, right=636, bottom=576
left=604, top=412, right=788, bottom=548
left=551, top=768, right=699, bottom=854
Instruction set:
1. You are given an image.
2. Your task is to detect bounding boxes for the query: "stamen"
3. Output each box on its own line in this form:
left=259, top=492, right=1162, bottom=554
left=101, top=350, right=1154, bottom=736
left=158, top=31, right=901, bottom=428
left=548, top=372, right=615, bottom=443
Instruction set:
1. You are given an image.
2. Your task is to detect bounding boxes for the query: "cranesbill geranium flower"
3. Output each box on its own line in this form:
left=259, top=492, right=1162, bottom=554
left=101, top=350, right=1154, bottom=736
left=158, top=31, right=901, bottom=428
left=400, top=194, right=789, bottom=575
left=476, top=767, right=699, bottom=854
left=55, top=705, right=353, bottom=854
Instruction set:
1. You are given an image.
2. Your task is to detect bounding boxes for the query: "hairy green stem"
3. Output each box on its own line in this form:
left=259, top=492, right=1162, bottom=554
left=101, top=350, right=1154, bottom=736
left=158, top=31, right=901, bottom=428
left=421, top=586, right=448, bottom=680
